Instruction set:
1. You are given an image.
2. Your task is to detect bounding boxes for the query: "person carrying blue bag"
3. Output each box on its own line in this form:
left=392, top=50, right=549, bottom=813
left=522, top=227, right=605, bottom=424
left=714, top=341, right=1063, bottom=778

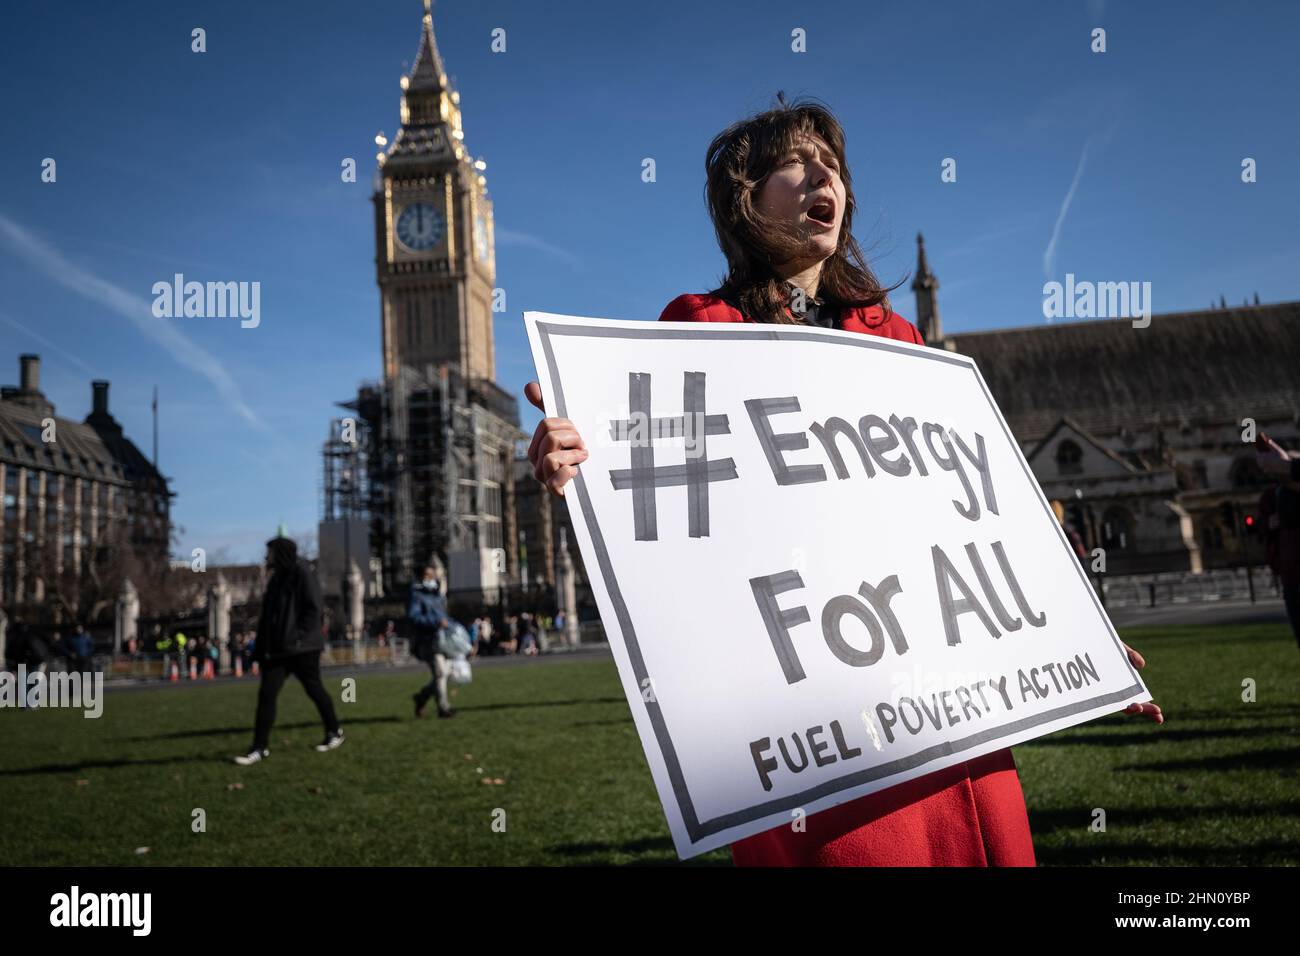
left=409, top=565, right=459, bottom=718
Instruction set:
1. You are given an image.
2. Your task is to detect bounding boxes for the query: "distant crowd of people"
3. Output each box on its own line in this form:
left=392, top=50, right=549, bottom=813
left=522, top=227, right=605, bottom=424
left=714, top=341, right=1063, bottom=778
left=2, top=620, right=96, bottom=673
left=367, top=600, right=570, bottom=658
left=135, top=628, right=259, bottom=678
left=445, top=610, right=567, bottom=657
left=3, top=606, right=573, bottom=681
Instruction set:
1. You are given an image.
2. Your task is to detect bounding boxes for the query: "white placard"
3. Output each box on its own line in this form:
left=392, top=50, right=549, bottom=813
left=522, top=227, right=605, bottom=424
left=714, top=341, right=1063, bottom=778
left=525, top=311, right=1150, bottom=860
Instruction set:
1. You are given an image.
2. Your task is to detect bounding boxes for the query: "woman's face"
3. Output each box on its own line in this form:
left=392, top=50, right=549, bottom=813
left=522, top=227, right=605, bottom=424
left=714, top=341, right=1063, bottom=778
left=754, top=133, right=845, bottom=266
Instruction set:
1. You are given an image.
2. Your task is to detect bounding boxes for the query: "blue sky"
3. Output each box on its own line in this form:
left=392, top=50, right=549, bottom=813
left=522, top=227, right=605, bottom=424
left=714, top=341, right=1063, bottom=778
left=1, top=0, right=1296, bottom=563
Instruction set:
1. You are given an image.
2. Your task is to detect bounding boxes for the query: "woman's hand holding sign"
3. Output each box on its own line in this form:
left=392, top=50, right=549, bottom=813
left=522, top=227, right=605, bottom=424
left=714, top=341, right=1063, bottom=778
left=525, top=381, right=588, bottom=498
left=1121, top=643, right=1163, bottom=723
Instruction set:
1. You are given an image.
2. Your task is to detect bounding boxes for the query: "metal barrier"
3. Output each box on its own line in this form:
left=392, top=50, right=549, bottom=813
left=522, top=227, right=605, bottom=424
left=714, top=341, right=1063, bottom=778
left=321, top=639, right=413, bottom=667
left=1100, top=566, right=1280, bottom=608
left=96, top=643, right=422, bottom=681
left=86, top=631, right=615, bottom=684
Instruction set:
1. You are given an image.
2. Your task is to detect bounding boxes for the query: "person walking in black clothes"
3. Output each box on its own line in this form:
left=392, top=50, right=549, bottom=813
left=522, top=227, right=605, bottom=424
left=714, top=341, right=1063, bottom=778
left=234, top=532, right=344, bottom=765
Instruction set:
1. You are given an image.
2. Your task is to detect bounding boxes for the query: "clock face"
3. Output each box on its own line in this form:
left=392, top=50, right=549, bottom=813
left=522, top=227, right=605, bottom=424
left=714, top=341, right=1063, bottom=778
left=473, top=214, right=489, bottom=262
left=396, top=202, right=444, bottom=252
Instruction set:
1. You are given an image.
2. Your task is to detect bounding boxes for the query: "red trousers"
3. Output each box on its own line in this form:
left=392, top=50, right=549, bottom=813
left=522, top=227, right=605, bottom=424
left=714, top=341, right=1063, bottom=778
left=731, top=747, right=1036, bottom=866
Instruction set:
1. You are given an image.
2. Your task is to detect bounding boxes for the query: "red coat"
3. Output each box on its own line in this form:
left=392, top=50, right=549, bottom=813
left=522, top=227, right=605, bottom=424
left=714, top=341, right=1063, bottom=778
left=658, top=292, right=1037, bottom=867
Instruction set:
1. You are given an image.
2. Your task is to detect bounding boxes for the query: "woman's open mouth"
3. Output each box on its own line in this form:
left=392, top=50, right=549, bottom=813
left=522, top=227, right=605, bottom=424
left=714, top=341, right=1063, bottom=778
left=805, top=199, right=836, bottom=229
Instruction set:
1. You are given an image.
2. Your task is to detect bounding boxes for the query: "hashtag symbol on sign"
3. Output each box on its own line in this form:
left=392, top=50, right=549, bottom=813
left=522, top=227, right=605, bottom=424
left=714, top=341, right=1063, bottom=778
left=608, top=371, right=739, bottom=541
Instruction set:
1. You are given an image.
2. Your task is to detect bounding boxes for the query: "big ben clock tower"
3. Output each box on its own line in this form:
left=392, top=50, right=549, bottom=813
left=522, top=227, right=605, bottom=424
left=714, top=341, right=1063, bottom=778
left=344, top=0, right=522, bottom=599
left=375, top=0, right=496, bottom=384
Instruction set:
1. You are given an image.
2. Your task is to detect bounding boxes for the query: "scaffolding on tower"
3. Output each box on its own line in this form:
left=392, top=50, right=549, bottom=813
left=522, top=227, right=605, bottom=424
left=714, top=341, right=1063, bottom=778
left=330, top=362, right=524, bottom=605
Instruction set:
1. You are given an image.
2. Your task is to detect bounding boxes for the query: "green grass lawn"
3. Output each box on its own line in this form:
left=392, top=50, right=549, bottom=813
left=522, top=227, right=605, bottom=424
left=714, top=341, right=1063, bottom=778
left=2, top=620, right=1297, bottom=866
left=1016, top=620, right=1300, bottom=866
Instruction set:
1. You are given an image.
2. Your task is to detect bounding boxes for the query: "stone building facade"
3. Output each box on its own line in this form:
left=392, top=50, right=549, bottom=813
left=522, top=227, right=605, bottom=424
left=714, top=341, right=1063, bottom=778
left=0, top=354, right=171, bottom=620
left=912, top=236, right=1299, bottom=575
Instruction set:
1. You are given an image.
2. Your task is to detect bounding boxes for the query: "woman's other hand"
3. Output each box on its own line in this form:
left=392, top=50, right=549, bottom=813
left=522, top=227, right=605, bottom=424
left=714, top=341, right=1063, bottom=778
left=1120, top=642, right=1164, bottom=724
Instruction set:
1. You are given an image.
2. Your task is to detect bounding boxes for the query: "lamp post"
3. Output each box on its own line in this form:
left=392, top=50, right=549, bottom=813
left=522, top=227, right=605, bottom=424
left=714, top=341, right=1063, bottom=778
left=518, top=526, right=529, bottom=591
left=338, top=427, right=360, bottom=641
left=341, top=464, right=351, bottom=642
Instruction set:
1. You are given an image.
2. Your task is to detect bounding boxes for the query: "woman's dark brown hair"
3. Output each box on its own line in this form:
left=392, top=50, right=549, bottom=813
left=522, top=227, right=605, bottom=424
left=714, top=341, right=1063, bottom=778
left=703, top=92, right=900, bottom=324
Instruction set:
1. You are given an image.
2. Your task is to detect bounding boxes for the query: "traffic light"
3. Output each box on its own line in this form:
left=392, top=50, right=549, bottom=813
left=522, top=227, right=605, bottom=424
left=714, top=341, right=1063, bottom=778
left=1243, top=512, right=1258, bottom=534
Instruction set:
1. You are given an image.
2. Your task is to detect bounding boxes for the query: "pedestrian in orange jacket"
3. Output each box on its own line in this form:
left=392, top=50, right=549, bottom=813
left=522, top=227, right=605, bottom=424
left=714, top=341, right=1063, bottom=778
left=524, top=92, right=1162, bottom=865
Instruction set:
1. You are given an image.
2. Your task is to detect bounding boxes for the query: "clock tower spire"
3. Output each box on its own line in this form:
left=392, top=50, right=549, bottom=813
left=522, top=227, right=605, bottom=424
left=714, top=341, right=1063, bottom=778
left=404, top=0, right=451, bottom=123
left=375, top=0, right=496, bottom=383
